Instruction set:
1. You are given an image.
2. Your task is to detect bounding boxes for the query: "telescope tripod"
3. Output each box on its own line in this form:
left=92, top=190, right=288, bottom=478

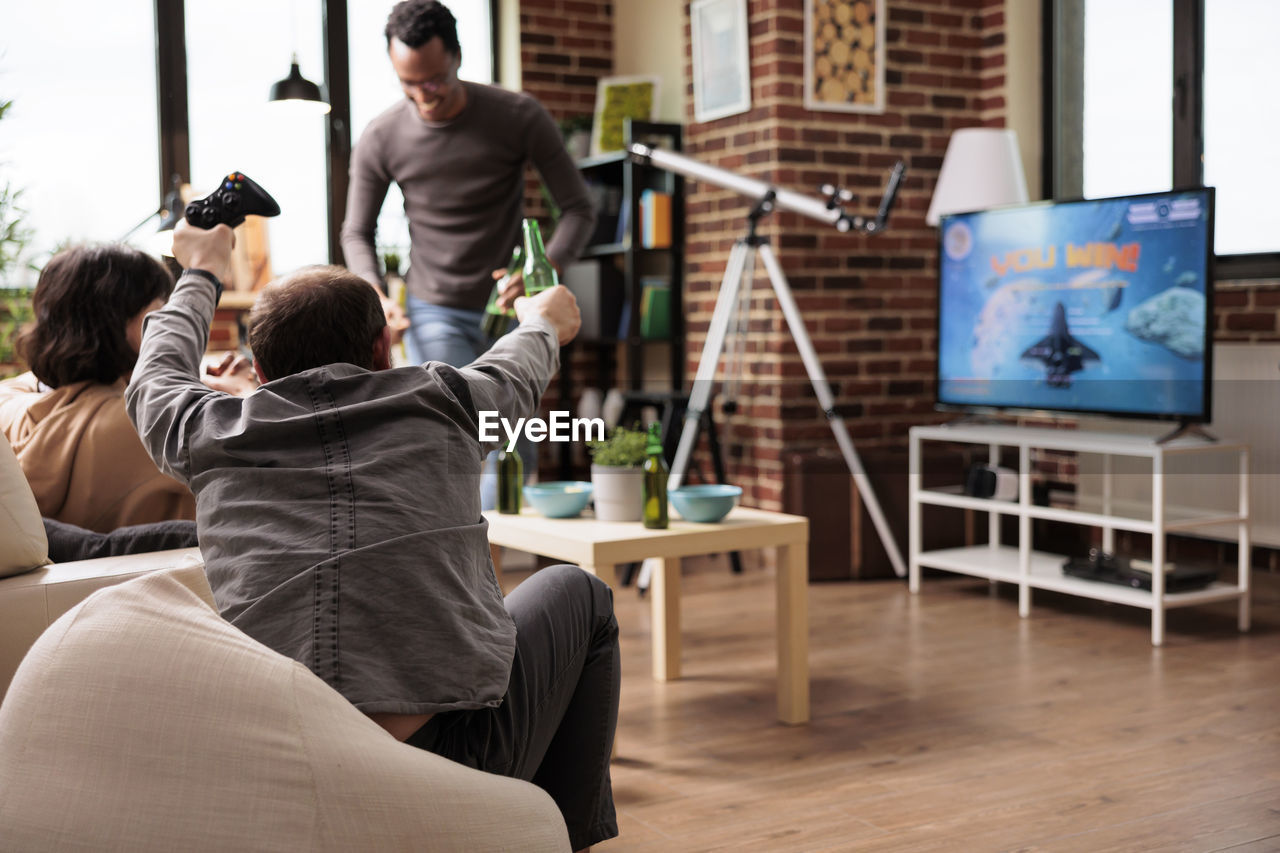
left=661, top=204, right=907, bottom=581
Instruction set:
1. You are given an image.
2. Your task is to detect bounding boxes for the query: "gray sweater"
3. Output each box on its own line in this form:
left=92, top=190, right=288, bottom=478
left=341, top=82, right=595, bottom=310
left=125, top=270, right=560, bottom=715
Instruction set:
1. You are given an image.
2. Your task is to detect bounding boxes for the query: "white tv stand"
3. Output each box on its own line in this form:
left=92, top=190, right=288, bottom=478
left=908, top=423, right=1251, bottom=646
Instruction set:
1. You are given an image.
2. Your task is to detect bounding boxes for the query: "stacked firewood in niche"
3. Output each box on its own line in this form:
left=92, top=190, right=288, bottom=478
left=811, top=0, right=877, bottom=106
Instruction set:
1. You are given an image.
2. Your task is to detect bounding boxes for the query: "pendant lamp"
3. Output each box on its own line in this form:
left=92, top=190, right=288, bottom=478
left=269, top=53, right=331, bottom=113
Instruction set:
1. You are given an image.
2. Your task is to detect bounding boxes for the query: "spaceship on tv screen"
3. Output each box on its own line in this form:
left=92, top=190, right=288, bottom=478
left=936, top=188, right=1214, bottom=420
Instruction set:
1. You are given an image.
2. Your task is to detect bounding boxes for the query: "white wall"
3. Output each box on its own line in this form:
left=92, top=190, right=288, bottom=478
left=497, top=0, right=521, bottom=91
left=1005, top=0, right=1043, bottom=200
left=613, top=0, right=687, bottom=123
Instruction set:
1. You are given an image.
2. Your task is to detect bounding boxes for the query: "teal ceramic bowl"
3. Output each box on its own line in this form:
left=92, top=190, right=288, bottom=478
left=523, top=481, right=594, bottom=518
left=669, top=484, right=742, bottom=523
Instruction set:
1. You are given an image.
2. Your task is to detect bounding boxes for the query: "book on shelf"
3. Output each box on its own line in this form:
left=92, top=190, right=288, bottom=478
left=613, top=202, right=630, bottom=245
left=639, top=277, right=670, bottom=340
left=639, top=190, right=671, bottom=248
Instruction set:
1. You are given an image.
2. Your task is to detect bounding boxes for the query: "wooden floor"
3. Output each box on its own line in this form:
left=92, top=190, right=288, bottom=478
left=503, top=553, right=1280, bottom=852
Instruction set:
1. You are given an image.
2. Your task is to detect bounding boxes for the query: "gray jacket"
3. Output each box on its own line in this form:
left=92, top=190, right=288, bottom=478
left=126, top=271, right=559, bottom=715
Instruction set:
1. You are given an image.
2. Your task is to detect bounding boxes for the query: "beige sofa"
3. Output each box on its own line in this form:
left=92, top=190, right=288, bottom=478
left=0, top=438, right=570, bottom=851
left=0, top=435, right=207, bottom=698
left=0, top=545, right=208, bottom=698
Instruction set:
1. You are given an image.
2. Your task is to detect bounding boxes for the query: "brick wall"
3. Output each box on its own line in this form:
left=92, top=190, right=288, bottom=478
left=518, top=0, right=613, bottom=227
left=518, top=0, right=615, bottom=466
left=518, top=0, right=613, bottom=115
left=1216, top=281, right=1280, bottom=341
left=678, top=0, right=1007, bottom=510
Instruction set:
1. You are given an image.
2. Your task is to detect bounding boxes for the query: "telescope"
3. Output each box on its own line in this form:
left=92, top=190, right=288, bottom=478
left=629, top=142, right=906, bottom=233
left=627, top=142, right=910, bottom=583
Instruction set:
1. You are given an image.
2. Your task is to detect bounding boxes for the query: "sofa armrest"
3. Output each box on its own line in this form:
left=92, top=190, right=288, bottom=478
left=0, top=547, right=207, bottom=701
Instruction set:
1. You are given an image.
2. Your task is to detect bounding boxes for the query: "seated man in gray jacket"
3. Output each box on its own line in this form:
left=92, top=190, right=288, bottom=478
left=126, top=220, right=618, bottom=852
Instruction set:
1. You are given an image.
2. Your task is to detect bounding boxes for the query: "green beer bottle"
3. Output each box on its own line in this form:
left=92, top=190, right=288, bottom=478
left=497, top=447, right=523, bottom=514
left=481, top=244, right=523, bottom=340
left=521, top=218, right=558, bottom=296
left=642, top=423, right=669, bottom=529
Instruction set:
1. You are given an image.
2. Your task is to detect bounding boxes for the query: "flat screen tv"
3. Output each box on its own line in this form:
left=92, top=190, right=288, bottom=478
left=936, top=187, right=1214, bottom=422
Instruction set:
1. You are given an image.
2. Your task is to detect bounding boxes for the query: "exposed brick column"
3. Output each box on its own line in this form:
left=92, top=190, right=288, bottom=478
left=518, top=0, right=613, bottom=116
left=681, top=0, right=1007, bottom=510
left=519, top=0, right=613, bottom=227
left=519, top=0, right=615, bottom=474
left=1216, top=283, right=1280, bottom=341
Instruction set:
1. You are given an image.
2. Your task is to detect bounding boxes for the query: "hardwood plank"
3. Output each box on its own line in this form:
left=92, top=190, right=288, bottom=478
left=500, top=557, right=1280, bottom=851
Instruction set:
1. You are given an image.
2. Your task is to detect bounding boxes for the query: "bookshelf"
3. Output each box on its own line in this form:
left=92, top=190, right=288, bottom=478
left=555, top=121, right=686, bottom=477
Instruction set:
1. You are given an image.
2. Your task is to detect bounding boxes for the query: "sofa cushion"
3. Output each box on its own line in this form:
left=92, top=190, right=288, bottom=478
left=0, top=571, right=569, bottom=852
left=0, top=436, right=48, bottom=578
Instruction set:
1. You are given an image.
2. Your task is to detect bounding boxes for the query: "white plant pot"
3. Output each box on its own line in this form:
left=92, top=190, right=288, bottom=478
left=567, top=130, right=591, bottom=160
left=590, top=464, right=644, bottom=522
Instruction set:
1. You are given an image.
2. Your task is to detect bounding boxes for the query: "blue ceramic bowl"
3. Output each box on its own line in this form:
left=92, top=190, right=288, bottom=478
left=523, top=481, right=594, bottom=518
left=669, top=484, right=742, bottom=523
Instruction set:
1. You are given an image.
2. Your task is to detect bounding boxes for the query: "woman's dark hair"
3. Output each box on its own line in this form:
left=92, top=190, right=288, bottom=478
left=16, top=244, right=174, bottom=388
left=247, top=266, right=387, bottom=381
left=385, top=0, right=460, bottom=53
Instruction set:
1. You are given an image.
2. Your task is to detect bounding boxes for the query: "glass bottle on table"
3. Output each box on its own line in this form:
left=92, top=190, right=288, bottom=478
left=481, top=244, right=523, bottom=340
left=497, top=447, right=523, bottom=514
left=642, top=422, right=669, bottom=529
left=521, top=218, right=558, bottom=296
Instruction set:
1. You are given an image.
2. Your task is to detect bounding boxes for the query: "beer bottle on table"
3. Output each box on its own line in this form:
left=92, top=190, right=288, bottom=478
left=521, top=218, right=558, bottom=296
left=642, top=423, right=669, bottom=529
left=497, top=447, right=523, bottom=514
left=481, top=244, right=523, bottom=340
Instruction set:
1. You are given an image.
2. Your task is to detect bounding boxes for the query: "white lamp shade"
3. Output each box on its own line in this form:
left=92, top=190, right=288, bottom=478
left=926, top=128, right=1029, bottom=226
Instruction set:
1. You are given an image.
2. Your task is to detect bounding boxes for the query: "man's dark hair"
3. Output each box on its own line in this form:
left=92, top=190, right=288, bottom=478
left=17, top=244, right=174, bottom=388
left=385, top=0, right=460, bottom=53
left=248, top=266, right=387, bottom=381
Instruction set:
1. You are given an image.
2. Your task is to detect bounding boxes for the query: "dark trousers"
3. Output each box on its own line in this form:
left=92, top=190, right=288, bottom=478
left=408, top=564, right=620, bottom=849
left=42, top=518, right=198, bottom=562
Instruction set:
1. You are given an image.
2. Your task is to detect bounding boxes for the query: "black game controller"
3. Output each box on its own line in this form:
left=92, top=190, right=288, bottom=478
left=184, top=172, right=281, bottom=230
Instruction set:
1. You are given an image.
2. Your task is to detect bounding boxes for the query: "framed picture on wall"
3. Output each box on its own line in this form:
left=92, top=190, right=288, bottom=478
left=591, top=75, right=661, bottom=155
left=691, top=0, right=751, bottom=123
left=804, top=0, right=886, bottom=113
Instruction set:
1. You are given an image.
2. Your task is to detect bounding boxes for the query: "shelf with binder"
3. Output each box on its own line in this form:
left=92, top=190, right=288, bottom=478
left=572, top=120, right=683, bottom=386
left=556, top=120, right=685, bottom=479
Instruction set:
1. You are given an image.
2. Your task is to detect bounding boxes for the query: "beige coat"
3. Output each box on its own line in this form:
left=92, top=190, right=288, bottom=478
left=0, top=372, right=195, bottom=532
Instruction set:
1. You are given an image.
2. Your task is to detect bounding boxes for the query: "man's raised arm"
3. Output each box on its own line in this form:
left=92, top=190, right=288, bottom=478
left=124, top=222, right=235, bottom=483
left=456, top=285, right=582, bottom=454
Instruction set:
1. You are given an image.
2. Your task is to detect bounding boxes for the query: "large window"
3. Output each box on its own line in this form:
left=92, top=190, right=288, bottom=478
left=186, top=1, right=329, bottom=276
left=0, top=0, right=159, bottom=284
left=0, top=1, right=498, bottom=287
left=1048, top=0, right=1280, bottom=278
left=1081, top=1, right=1172, bottom=199
left=1202, top=1, right=1280, bottom=257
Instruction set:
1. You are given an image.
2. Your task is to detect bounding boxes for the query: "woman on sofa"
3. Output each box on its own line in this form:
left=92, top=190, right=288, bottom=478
left=0, top=243, right=253, bottom=533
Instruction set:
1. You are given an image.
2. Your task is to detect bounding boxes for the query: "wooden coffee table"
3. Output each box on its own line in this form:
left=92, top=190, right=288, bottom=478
left=483, top=506, right=811, bottom=724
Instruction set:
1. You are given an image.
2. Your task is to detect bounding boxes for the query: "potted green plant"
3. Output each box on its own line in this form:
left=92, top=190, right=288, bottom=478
left=587, top=425, right=647, bottom=521
left=380, top=250, right=402, bottom=279
left=559, top=115, right=593, bottom=161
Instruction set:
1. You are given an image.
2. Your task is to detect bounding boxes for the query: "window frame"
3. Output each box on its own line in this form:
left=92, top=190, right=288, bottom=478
left=153, top=0, right=499, bottom=267
left=1043, top=0, right=1280, bottom=281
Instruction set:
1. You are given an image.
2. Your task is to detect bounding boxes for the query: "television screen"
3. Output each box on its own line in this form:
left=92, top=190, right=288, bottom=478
left=936, top=188, right=1214, bottom=421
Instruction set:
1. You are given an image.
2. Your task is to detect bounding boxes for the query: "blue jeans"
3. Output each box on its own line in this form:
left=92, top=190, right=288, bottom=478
left=403, top=294, right=537, bottom=510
